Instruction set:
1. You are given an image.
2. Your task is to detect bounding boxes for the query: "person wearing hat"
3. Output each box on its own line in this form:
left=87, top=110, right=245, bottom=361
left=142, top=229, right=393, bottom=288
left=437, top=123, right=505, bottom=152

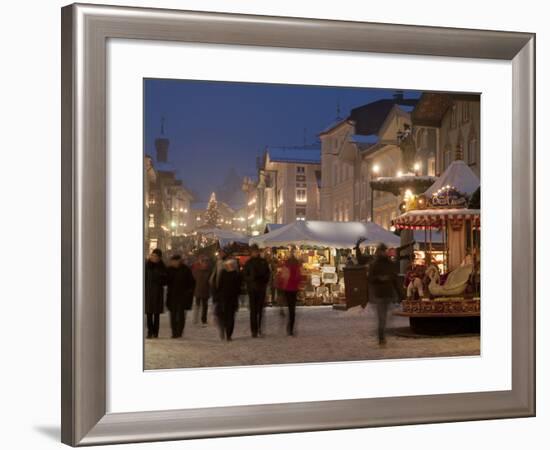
left=368, top=243, right=402, bottom=346
left=144, top=248, right=168, bottom=339
left=166, top=254, right=195, bottom=338
left=243, top=244, right=271, bottom=338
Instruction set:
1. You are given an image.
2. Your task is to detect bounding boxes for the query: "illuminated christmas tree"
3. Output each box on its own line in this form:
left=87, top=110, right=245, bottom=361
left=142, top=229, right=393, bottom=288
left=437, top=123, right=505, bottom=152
left=204, top=192, right=220, bottom=227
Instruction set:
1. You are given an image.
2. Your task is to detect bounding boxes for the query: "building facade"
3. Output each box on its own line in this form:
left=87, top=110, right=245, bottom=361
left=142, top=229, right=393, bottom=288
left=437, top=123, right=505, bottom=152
left=411, top=93, right=481, bottom=177
left=319, top=96, right=418, bottom=229
left=256, top=146, right=322, bottom=227
left=144, top=122, right=194, bottom=255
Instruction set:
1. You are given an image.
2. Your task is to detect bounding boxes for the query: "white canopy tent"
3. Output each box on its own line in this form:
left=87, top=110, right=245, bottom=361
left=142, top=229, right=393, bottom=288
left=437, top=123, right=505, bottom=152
left=424, top=160, right=480, bottom=197
left=249, top=220, right=400, bottom=249
left=197, top=228, right=248, bottom=247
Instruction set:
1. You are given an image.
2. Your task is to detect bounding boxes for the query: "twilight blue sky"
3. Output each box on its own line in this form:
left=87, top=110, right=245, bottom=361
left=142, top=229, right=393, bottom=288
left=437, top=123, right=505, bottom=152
left=144, top=79, right=420, bottom=205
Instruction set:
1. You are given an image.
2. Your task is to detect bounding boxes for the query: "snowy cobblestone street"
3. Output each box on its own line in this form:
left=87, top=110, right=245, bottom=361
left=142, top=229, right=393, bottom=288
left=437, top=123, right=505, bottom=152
left=145, top=304, right=480, bottom=370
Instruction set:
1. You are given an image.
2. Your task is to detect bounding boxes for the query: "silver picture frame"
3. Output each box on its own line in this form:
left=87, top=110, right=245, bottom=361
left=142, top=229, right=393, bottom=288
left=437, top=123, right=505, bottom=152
left=61, top=3, right=535, bottom=446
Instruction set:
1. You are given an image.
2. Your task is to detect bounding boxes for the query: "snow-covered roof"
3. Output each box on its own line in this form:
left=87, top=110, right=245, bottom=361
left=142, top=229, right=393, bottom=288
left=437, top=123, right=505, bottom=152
left=349, top=134, right=379, bottom=145
left=398, top=104, right=415, bottom=113
left=250, top=220, right=400, bottom=249
left=424, top=160, right=480, bottom=197
left=319, top=117, right=348, bottom=134
left=199, top=228, right=249, bottom=246
left=267, top=147, right=321, bottom=164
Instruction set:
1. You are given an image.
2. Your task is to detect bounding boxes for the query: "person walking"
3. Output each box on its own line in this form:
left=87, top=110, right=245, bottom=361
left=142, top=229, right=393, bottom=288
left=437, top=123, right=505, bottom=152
left=217, top=258, right=242, bottom=341
left=192, top=254, right=212, bottom=326
left=243, top=244, right=271, bottom=338
left=280, top=249, right=302, bottom=336
left=368, top=243, right=403, bottom=346
left=144, top=248, right=167, bottom=339
left=166, top=254, right=195, bottom=338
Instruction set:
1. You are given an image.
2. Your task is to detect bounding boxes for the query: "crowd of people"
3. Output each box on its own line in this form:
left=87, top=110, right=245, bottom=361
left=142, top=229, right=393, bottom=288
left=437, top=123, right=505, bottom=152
left=144, top=244, right=303, bottom=341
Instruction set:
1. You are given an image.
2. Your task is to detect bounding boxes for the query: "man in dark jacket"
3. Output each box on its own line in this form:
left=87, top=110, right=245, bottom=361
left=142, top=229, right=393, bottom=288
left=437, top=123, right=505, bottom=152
left=369, top=243, right=402, bottom=346
left=217, top=258, right=242, bottom=341
left=144, top=248, right=167, bottom=339
left=166, top=254, right=196, bottom=338
left=243, top=244, right=271, bottom=337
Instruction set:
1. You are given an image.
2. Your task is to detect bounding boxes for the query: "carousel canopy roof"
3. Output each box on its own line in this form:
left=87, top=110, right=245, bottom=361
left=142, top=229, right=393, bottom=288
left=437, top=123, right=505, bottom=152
left=424, top=160, right=480, bottom=197
left=249, top=220, right=400, bottom=249
left=393, top=208, right=480, bottom=229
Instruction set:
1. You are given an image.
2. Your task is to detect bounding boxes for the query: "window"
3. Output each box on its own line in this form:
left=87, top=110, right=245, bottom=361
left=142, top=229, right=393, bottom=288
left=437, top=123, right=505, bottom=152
left=462, top=102, right=471, bottom=123
left=428, top=157, right=436, bottom=176
left=468, top=137, right=477, bottom=165
left=296, top=188, right=307, bottom=203
left=296, top=206, right=306, bottom=220
left=450, top=104, right=457, bottom=129
left=148, top=214, right=155, bottom=228
left=296, top=165, right=305, bottom=174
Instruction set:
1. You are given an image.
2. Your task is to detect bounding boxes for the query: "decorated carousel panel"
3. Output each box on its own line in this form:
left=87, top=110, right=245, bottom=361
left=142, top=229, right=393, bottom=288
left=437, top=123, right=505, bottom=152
left=392, top=178, right=481, bottom=335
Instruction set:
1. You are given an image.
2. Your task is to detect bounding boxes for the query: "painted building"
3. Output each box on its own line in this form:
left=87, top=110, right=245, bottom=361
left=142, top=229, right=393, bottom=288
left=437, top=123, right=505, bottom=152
left=411, top=93, right=480, bottom=177
left=319, top=96, right=418, bottom=229
left=256, top=146, right=322, bottom=227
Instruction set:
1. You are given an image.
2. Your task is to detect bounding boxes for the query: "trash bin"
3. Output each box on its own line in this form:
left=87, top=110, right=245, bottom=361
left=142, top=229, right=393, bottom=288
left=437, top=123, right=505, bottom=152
left=343, top=265, right=368, bottom=310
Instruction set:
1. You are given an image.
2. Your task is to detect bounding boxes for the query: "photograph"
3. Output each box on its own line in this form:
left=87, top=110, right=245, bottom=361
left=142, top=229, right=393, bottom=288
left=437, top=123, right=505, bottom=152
left=143, top=79, right=481, bottom=370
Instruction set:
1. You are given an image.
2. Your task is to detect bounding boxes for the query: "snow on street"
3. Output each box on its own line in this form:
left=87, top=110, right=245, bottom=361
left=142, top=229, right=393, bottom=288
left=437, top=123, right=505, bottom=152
left=144, top=304, right=480, bottom=370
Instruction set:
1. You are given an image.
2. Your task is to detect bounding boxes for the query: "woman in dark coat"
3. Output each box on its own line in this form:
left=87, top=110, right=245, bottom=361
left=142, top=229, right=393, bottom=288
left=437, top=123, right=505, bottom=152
left=144, top=249, right=167, bottom=338
left=216, top=258, right=242, bottom=341
left=166, top=255, right=196, bottom=338
left=192, top=254, right=212, bottom=326
left=368, top=244, right=402, bottom=346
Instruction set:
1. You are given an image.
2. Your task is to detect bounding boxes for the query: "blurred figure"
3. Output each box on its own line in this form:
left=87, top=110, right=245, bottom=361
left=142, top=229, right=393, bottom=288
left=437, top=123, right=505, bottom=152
left=192, top=254, right=212, bottom=327
left=369, top=243, right=402, bottom=346
left=144, top=248, right=167, bottom=339
left=243, top=244, right=271, bottom=338
left=166, top=254, right=195, bottom=338
left=217, top=258, right=242, bottom=341
left=280, top=249, right=302, bottom=336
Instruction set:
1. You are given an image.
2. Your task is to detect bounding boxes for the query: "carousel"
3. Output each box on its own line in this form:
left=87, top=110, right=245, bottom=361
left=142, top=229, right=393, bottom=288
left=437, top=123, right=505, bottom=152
left=392, top=160, right=481, bottom=334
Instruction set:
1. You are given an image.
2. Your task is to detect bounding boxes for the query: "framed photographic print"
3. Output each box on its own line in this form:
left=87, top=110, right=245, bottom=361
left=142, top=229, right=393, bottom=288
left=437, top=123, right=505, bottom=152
left=61, top=3, right=535, bottom=446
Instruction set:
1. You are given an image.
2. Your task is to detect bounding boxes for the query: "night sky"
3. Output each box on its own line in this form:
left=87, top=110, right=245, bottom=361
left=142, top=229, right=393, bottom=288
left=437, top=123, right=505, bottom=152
left=144, top=79, right=420, bottom=206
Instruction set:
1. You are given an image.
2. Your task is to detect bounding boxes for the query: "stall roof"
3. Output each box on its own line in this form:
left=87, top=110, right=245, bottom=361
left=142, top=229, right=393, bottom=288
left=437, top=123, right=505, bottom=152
left=198, top=228, right=249, bottom=247
left=424, top=160, right=480, bottom=197
left=264, top=223, right=286, bottom=233
left=250, top=220, right=400, bottom=249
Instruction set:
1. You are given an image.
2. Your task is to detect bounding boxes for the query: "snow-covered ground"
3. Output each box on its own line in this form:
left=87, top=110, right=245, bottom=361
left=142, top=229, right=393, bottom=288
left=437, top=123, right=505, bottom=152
left=144, top=304, right=480, bottom=370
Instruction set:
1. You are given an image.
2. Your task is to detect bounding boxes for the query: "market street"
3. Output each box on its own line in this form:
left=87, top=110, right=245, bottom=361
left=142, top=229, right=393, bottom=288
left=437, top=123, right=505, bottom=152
left=144, top=304, right=480, bottom=370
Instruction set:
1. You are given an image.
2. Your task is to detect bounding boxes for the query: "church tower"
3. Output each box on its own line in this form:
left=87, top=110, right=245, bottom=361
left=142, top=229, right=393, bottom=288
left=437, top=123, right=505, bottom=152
left=155, top=116, right=170, bottom=163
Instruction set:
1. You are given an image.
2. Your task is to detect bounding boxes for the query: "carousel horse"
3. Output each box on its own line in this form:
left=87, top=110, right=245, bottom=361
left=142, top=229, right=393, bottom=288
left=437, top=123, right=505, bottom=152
left=425, top=263, right=473, bottom=297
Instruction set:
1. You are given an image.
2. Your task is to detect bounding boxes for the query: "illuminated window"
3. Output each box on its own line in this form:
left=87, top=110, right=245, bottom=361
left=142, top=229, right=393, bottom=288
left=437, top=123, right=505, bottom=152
left=296, top=188, right=307, bottom=203
left=296, top=206, right=306, bottom=220
left=148, top=214, right=155, bottom=228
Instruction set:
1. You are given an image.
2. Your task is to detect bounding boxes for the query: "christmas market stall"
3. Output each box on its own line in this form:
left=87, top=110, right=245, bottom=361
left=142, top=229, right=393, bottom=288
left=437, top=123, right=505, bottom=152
left=250, top=220, right=400, bottom=305
left=392, top=160, right=481, bottom=334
